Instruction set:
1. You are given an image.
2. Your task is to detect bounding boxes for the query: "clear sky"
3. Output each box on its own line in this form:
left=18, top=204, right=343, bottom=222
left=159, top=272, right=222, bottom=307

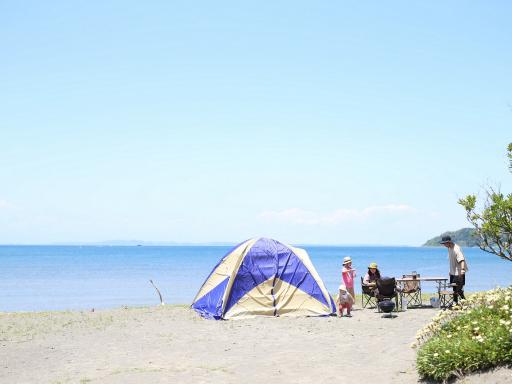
left=1, top=1, right=511, bottom=245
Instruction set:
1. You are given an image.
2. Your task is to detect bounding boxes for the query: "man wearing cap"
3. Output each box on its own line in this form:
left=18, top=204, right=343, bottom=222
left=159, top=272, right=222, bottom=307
left=440, top=235, right=468, bottom=304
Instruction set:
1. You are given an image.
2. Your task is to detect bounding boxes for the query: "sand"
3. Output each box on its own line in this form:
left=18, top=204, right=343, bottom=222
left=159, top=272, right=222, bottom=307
left=1, top=305, right=511, bottom=384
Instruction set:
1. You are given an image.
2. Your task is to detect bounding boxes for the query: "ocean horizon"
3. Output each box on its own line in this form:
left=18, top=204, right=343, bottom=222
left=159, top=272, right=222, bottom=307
left=1, top=244, right=510, bottom=312
left=0, top=241, right=428, bottom=247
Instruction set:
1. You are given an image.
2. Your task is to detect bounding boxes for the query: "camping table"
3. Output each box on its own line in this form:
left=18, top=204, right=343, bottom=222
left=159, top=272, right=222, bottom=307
left=396, top=276, right=448, bottom=307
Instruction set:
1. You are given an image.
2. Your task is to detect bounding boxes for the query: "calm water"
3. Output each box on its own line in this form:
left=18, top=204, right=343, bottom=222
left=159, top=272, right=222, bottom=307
left=0, top=245, right=510, bottom=312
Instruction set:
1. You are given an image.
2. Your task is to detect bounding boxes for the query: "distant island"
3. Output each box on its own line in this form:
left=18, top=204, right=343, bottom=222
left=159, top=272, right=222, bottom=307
left=423, top=228, right=479, bottom=247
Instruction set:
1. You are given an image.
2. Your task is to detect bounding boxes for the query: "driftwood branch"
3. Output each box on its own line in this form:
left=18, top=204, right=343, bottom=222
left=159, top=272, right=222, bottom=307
left=149, top=279, right=165, bottom=305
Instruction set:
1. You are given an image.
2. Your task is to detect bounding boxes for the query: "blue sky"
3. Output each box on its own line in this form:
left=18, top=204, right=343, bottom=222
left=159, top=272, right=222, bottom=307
left=1, top=1, right=511, bottom=245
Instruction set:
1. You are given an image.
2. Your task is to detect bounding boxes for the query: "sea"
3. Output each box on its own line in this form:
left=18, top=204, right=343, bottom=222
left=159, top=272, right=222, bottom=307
left=0, top=245, right=510, bottom=312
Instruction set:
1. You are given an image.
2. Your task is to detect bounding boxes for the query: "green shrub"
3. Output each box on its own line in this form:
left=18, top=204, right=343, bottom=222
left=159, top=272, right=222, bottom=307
left=414, top=287, right=512, bottom=381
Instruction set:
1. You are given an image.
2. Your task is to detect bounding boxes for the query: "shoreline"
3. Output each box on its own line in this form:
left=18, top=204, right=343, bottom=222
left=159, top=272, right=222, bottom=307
left=0, top=291, right=482, bottom=315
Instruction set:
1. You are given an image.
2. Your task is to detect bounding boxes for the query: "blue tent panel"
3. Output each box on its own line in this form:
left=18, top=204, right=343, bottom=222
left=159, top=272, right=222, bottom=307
left=191, top=276, right=229, bottom=319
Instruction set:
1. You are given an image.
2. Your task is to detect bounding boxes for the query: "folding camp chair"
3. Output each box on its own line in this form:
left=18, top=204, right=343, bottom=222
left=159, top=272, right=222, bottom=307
left=376, top=277, right=400, bottom=312
left=439, top=281, right=457, bottom=309
left=361, top=276, right=377, bottom=308
left=400, top=274, right=422, bottom=308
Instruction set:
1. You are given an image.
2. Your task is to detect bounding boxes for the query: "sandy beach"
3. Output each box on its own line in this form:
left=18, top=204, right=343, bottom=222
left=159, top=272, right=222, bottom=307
left=2, top=305, right=510, bottom=384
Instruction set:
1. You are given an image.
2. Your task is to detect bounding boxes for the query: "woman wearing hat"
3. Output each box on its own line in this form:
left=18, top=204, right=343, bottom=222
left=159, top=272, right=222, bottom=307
left=363, top=262, right=381, bottom=296
left=342, top=256, right=356, bottom=301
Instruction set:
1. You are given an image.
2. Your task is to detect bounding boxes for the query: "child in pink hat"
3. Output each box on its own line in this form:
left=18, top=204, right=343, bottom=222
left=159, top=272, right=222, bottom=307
left=342, top=256, right=356, bottom=301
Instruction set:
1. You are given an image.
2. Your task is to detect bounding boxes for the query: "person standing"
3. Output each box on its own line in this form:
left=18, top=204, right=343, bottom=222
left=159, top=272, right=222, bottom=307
left=440, top=235, right=468, bottom=304
left=337, top=284, right=354, bottom=317
left=342, top=256, right=356, bottom=301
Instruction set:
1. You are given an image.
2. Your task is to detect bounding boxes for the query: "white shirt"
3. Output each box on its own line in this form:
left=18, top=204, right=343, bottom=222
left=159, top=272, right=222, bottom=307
left=338, top=291, right=353, bottom=304
left=448, top=243, right=468, bottom=276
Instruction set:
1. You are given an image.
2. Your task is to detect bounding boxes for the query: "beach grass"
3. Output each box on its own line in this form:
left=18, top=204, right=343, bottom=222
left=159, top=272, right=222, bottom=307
left=0, top=304, right=187, bottom=342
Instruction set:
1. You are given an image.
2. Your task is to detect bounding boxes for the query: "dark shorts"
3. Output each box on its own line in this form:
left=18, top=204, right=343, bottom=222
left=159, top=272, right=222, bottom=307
left=450, top=274, right=465, bottom=287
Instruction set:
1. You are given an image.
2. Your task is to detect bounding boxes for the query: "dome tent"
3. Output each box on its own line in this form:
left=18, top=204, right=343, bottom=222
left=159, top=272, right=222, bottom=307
left=192, top=238, right=336, bottom=319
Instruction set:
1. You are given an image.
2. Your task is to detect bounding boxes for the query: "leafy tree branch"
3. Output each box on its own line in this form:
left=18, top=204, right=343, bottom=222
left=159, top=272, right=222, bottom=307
left=458, top=144, right=512, bottom=261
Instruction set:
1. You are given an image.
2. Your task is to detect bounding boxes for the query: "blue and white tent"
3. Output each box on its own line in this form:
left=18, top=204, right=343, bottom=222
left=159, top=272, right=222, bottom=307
left=192, top=238, right=336, bottom=319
